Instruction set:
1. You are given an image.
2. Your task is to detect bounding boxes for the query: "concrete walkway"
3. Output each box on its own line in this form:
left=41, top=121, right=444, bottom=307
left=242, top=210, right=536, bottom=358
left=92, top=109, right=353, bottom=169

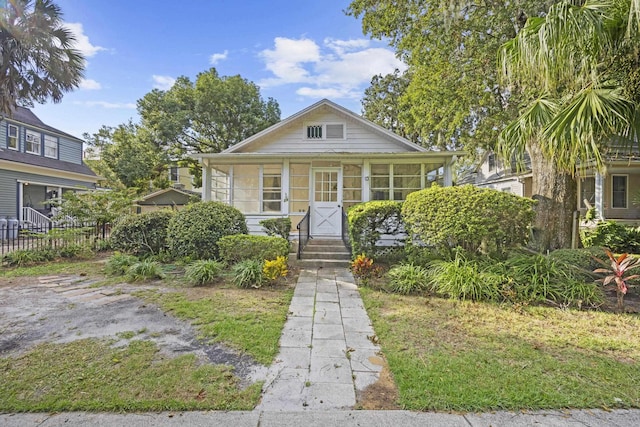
left=257, top=267, right=382, bottom=411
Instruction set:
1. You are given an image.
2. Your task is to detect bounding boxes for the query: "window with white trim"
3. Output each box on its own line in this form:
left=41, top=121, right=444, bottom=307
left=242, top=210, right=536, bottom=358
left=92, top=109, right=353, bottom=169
left=25, top=129, right=41, bottom=154
left=579, top=177, right=595, bottom=209
left=262, top=164, right=282, bottom=212
left=44, top=135, right=58, bottom=158
left=305, top=123, right=345, bottom=140
left=342, top=164, right=362, bottom=209
left=612, top=175, right=627, bottom=208
left=290, top=163, right=310, bottom=213
left=7, top=124, right=18, bottom=150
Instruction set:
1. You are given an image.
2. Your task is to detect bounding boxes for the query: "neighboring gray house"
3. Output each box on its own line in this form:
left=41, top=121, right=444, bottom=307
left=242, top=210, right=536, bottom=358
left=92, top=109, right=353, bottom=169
left=0, top=107, right=99, bottom=227
left=475, top=149, right=640, bottom=225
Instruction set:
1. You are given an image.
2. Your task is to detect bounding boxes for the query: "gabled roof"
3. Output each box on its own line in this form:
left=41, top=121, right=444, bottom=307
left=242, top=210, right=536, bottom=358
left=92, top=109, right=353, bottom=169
left=222, top=99, right=430, bottom=154
left=4, top=106, right=83, bottom=142
left=136, top=187, right=199, bottom=203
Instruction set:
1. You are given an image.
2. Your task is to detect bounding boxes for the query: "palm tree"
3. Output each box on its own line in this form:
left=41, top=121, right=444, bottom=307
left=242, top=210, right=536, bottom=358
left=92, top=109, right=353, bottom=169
left=0, top=0, right=84, bottom=116
left=498, top=0, right=640, bottom=250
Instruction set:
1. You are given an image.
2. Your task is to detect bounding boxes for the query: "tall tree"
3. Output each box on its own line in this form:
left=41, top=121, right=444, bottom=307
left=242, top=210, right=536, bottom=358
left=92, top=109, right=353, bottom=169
left=0, top=0, right=84, bottom=115
left=498, top=0, right=640, bottom=250
left=84, top=123, right=171, bottom=192
left=361, top=69, right=419, bottom=140
left=137, top=68, right=280, bottom=156
left=348, top=0, right=551, bottom=150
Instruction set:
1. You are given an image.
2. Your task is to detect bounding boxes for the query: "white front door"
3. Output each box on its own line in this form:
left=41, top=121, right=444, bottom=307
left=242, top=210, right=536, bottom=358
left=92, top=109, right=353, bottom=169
left=311, top=168, right=342, bottom=236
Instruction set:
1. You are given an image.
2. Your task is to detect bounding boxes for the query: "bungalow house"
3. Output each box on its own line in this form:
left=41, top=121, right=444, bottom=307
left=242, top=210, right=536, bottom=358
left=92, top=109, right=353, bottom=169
left=474, top=149, right=640, bottom=225
left=194, top=99, right=463, bottom=238
left=0, top=107, right=99, bottom=227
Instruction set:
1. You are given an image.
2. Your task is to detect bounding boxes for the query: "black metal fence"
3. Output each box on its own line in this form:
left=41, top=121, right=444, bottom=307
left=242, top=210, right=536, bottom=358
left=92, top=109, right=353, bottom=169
left=296, top=208, right=311, bottom=260
left=0, top=223, right=110, bottom=260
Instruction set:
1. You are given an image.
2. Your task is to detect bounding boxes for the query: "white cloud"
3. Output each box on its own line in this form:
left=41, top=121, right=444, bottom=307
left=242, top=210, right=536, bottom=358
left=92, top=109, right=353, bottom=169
left=74, top=101, right=136, bottom=109
left=259, top=37, right=405, bottom=101
left=64, top=23, right=107, bottom=57
left=210, top=50, right=229, bottom=65
left=260, top=37, right=321, bottom=84
left=79, top=78, right=101, bottom=90
left=152, top=75, right=176, bottom=90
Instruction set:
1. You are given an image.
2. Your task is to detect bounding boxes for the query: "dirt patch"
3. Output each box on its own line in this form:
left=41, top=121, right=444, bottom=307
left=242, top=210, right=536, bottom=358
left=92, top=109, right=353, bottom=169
left=357, top=360, right=401, bottom=410
left=0, top=275, right=267, bottom=385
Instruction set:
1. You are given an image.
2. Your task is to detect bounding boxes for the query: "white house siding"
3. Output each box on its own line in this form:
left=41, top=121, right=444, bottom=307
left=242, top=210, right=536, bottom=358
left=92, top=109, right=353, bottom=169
left=236, top=110, right=419, bottom=154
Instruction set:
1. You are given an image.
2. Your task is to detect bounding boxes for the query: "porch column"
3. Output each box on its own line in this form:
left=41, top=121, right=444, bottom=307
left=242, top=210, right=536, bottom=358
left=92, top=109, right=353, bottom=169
left=362, top=159, right=371, bottom=202
left=282, top=159, right=290, bottom=214
left=202, top=160, right=212, bottom=201
left=17, top=182, right=24, bottom=221
left=595, top=172, right=605, bottom=221
left=443, top=157, right=454, bottom=187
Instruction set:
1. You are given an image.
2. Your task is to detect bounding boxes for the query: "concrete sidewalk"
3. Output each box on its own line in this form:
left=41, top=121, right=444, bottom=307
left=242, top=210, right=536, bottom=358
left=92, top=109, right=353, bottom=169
left=258, top=267, right=382, bottom=410
left=3, top=267, right=640, bottom=426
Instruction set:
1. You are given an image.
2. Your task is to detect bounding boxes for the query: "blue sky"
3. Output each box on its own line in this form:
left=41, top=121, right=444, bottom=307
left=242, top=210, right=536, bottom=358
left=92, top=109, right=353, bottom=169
left=31, top=0, right=405, bottom=140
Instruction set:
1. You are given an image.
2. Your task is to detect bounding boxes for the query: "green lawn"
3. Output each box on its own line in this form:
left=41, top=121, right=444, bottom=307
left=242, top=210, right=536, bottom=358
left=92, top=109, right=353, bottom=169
left=360, top=287, right=640, bottom=411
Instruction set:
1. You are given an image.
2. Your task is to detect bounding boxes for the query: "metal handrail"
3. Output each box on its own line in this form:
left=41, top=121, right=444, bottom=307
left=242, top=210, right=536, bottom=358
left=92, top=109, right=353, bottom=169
left=296, top=207, right=311, bottom=260
left=341, top=206, right=351, bottom=254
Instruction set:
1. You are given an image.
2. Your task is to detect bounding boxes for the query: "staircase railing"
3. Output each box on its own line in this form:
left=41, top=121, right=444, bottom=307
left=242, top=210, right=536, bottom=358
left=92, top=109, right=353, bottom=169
left=296, top=207, right=311, bottom=260
left=341, top=206, right=351, bottom=254
left=22, top=207, right=51, bottom=230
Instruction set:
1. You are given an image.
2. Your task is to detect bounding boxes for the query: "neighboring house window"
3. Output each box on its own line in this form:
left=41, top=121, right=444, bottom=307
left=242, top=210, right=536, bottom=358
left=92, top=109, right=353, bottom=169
left=488, top=153, right=496, bottom=172
left=612, top=175, right=628, bottom=208
left=25, top=129, right=41, bottom=154
left=169, top=166, right=179, bottom=182
left=44, top=135, right=58, bottom=158
left=305, top=123, right=345, bottom=140
left=580, top=177, right=595, bottom=209
left=262, top=164, right=282, bottom=212
left=307, top=125, right=322, bottom=139
left=7, top=124, right=18, bottom=150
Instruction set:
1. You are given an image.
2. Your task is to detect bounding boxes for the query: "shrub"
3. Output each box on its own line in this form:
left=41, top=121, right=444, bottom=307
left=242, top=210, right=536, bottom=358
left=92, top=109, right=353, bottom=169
left=259, top=217, right=292, bottom=240
left=184, top=259, right=224, bottom=286
left=386, top=264, right=430, bottom=294
left=126, top=259, right=165, bottom=282
left=428, top=251, right=503, bottom=301
left=110, top=210, right=174, bottom=256
left=404, top=244, right=440, bottom=267
left=218, top=234, right=289, bottom=265
left=232, top=259, right=264, bottom=288
left=58, top=243, right=93, bottom=259
left=263, top=256, right=288, bottom=281
left=167, top=202, right=247, bottom=260
left=548, top=247, right=605, bottom=277
left=347, top=201, right=403, bottom=258
left=402, top=185, right=535, bottom=258
left=502, top=253, right=603, bottom=307
left=3, top=249, right=53, bottom=267
left=104, top=252, right=138, bottom=276
left=581, top=221, right=640, bottom=254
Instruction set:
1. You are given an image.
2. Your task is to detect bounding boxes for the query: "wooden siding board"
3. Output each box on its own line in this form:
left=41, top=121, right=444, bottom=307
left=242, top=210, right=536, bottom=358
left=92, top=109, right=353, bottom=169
left=238, top=110, right=419, bottom=154
left=0, top=121, right=6, bottom=149
left=59, top=136, right=82, bottom=164
left=0, top=171, right=17, bottom=218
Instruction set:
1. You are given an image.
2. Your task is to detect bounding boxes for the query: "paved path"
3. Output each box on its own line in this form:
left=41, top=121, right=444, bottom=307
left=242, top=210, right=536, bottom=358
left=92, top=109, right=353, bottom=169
left=257, top=267, right=383, bottom=411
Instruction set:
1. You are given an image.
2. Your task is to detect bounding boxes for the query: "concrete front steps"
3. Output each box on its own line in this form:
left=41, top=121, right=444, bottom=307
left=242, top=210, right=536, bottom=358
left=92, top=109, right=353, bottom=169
left=294, top=238, right=351, bottom=269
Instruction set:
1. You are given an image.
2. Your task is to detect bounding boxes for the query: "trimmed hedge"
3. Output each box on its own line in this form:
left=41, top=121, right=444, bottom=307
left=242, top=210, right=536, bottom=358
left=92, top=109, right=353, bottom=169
left=402, top=185, right=535, bottom=258
left=218, top=234, right=290, bottom=265
left=167, top=202, right=247, bottom=260
left=347, top=201, right=403, bottom=257
left=110, top=210, right=174, bottom=256
left=259, top=217, right=291, bottom=240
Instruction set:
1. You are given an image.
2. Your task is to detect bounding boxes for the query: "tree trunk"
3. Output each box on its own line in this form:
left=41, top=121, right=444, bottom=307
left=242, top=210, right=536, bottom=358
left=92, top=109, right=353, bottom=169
left=528, top=143, right=577, bottom=251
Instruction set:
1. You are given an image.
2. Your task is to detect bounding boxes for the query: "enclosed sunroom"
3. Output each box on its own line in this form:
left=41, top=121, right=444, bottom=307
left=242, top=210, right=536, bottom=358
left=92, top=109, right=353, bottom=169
left=195, top=99, right=462, bottom=238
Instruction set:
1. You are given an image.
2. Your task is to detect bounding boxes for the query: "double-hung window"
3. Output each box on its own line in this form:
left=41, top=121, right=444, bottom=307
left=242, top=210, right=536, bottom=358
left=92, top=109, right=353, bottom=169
left=44, top=135, right=58, bottom=158
left=25, top=130, right=41, bottom=154
left=612, top=175, right=628, bottom=209
left=579, top=177, right=596, bottom=209
left=169, top=166, right=179, bottom=182
left=7, top=124, right=18, bottom=150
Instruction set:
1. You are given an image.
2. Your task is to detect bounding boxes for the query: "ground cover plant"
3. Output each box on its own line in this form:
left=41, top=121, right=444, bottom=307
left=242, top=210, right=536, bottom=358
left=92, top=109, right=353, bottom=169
left=360, top=288, right=640, bottom=411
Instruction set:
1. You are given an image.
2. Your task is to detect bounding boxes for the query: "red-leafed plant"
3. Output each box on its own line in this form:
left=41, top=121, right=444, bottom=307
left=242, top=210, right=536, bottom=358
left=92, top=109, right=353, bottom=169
left=593, top=250, right=640, bottom=311
left=350, top=254, right=383, bottom=286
